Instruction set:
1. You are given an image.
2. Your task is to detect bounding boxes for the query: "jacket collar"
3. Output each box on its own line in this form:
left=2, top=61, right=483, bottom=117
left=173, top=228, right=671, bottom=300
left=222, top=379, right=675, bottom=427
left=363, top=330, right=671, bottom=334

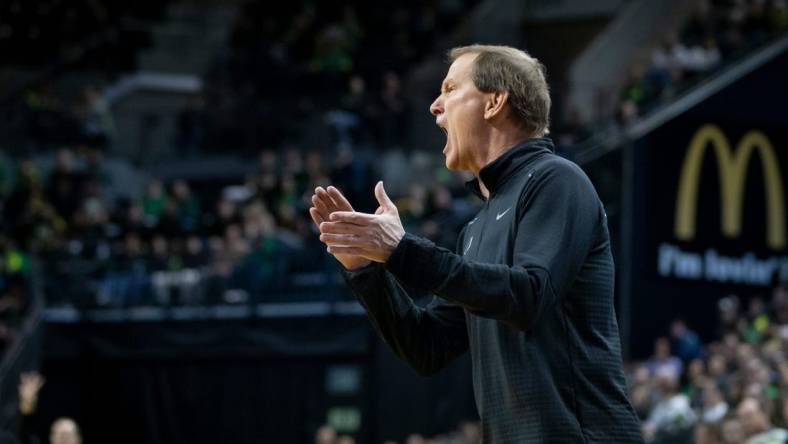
left=465, top=137, right=555, bottom=200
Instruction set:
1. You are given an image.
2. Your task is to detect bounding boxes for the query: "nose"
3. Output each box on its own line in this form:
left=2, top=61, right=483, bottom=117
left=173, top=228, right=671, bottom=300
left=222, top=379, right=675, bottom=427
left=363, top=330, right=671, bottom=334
left=430, top=95, right=443, bottom=116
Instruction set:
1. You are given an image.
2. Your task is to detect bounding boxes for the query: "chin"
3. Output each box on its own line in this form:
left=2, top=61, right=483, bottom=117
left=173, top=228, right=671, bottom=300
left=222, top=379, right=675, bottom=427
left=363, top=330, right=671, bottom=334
left=444, top=154, right=459, bottom=171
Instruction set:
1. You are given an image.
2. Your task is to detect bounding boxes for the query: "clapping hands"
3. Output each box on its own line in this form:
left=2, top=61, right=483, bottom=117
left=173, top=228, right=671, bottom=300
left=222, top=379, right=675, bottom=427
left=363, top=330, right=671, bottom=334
left=309, top=181, right=405, bottom=268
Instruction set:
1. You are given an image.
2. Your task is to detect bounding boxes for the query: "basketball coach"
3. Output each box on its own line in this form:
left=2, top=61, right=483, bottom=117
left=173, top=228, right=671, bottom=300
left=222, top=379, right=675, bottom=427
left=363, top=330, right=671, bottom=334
left=310, top=45, right=643, bottom=443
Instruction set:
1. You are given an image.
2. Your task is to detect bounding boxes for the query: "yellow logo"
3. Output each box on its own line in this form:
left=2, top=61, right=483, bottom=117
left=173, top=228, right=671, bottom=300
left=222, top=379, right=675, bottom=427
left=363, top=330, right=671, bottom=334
left=675, top=124, right=786, bottom=250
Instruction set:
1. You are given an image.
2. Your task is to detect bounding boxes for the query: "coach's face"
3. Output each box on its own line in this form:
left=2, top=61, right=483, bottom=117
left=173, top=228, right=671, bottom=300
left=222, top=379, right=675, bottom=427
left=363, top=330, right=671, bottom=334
left=430, top=53, right=488, bottom=172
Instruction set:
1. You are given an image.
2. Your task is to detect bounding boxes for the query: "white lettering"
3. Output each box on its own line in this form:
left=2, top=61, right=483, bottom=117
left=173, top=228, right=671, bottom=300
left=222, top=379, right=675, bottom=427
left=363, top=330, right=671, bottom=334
left=658, top=243, right=702, bottom=279
left=657, top=243, right=781, bottom=287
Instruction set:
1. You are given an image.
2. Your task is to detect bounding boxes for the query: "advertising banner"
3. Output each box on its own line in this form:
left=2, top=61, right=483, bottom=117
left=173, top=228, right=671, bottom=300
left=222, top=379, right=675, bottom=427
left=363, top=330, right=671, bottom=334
left=628, top=48, right=788, bottom=357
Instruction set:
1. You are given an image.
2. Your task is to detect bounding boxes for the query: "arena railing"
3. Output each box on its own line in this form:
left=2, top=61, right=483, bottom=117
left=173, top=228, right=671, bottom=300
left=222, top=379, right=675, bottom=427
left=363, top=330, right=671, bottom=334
left=0, top=261, right=45, bottom=431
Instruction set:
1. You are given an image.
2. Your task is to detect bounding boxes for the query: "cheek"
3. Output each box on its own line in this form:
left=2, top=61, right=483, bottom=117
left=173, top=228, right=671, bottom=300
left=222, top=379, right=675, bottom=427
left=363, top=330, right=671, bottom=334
left=448, top=96, right=482, bottom=131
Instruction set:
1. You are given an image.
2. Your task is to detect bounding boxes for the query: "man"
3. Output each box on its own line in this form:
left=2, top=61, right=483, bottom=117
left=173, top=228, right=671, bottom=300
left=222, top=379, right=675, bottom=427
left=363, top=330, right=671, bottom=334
left=310, top=45, right=642, bottom=443
left=48, top=419, right=81, bottom=444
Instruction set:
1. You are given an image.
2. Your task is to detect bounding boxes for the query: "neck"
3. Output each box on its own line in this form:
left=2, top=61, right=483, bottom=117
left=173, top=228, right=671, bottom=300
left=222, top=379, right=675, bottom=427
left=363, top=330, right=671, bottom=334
left=472, top=126, right=534, bottom=198
left=479, top=180, right=491, bottom=199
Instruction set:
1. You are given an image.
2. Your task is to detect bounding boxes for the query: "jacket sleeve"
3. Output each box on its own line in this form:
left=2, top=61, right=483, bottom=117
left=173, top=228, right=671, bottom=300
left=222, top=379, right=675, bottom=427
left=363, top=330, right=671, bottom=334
left=18, top=410, right=39, bottom=444
left=384, top=161, right=603, bottom=331
left=342, top=236, right=470, bottom=376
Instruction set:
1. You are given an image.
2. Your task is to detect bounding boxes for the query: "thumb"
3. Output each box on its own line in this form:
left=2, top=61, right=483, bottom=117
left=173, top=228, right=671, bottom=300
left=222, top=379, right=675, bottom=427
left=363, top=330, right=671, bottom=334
left=374, top=181, right=395, bottom=210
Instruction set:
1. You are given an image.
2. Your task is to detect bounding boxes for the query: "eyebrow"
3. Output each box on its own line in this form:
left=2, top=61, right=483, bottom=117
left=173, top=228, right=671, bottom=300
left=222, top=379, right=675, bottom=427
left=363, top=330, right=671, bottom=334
left=441, top=78, right=455, bottom=92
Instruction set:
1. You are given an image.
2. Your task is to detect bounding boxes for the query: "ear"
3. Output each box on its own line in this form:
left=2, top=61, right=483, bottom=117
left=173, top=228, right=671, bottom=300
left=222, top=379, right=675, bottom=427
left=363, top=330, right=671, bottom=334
left=483, top=90, right=508, bottom=121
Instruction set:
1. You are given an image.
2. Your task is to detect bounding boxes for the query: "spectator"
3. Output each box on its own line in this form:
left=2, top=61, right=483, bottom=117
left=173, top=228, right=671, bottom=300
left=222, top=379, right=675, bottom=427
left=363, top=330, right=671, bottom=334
left=49, top=419, right=81, bottom=444
left=701, top=381, right=729, bottom=423
left=694, top=421, right=720, bottom=444
left=377, top=71, right=408, bottom=148
left=45, top=149, right=82, bottom=222
left=76, top=85, right=114, bottom=149
left=142, top=180, right=167, bottom=225
left=642, top=373, right=697, bottom=443
left=670, top=319, right=703, bottom=362
left=171, top=180, right=200, bottom=232
left=405, top=434, right=426, bottom=444
left=718, top=295, right=743, bottom=335
left=721, top=416, right=746, bottom=444
left=646, top=337, right=683, bottom=380
left=314, top=424, right=337, bottom=444
left=17, top=371, right=83, bottom=444
left=737, top=396, right=788, bottom=443
left=611, top=0, right=787, bottom=125
left=336, top=436, right=355, bottom=444
left=457, top=420, right=481, bottom=443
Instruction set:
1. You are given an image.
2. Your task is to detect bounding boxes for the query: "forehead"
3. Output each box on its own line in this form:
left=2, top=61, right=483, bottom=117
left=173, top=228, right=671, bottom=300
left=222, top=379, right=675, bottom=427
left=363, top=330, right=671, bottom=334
left=443, top=52, right=478, bottom=84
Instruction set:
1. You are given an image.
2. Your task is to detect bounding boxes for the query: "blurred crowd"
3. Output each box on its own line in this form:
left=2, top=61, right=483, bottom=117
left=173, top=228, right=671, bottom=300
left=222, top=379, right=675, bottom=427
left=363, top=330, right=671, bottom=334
left=616, top=0, right=788, bottom=125
left=632, top=284, right=788, bottom=444
left=6, top=0, right=788, bottom=154
left=13, top=82, right=116, bottom=155
left=1, top=0, right=483, bottom=313
left=0, top=0, right=165, bottom=68
left=0, top=146, right=476, bottom=309
left=190, top=0, right=474, bottom=155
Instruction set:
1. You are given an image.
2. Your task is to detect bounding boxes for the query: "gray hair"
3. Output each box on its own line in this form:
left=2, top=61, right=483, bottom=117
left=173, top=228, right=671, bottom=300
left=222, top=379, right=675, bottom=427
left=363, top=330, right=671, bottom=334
left=449, top=44, right=551, bottom=136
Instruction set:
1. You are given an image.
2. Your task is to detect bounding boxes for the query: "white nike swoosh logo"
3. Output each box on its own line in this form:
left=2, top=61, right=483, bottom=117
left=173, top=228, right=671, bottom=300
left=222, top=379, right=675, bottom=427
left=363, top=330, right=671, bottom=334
left=496, top=207, right=511, bottom=220
left=463, top=236, right=473, bottom=255
left=468, top=217, right=478, bottom=225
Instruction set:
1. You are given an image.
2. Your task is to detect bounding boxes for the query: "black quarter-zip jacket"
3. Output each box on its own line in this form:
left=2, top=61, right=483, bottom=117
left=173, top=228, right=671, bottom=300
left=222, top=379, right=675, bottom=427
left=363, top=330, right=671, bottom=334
left=343, top=138, right=643, bottom=443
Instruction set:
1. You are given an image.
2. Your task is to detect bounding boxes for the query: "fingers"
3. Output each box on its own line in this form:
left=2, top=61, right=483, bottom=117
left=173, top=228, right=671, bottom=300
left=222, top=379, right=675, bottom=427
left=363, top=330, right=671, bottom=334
left=315, top=187, right=341, bottom=212
left=313, top=188, right=333, bottom=214
left=326, top=245, right=368, bottom=256
left=19, top=372, right=45, bottom=393
left=374, top=181, right=395, bottom=210
left=311, top=194, right=331, bottom=221
left=21, top=372, right=41, bottom=384
left=313, top=186, right=359, bottom=225
left=309, top=207, right=325, bottom=227
left=319, top=221, right=366, bottom=235
left=319, top=233, right=363, bottom=246
left=327, top=186, right=354, bottom=211
left=319, top=221, right=368, bottom=244
left=329, top=211, right=374, bottom=225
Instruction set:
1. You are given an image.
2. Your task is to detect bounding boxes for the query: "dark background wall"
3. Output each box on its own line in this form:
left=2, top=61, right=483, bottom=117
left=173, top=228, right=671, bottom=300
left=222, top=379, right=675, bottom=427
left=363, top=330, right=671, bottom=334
left=34, top=314, right=476, bottom=444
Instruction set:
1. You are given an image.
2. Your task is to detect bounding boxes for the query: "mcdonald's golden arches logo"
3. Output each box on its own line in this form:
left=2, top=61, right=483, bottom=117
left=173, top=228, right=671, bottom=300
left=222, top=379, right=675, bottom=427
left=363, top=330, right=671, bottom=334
left=674, top=124, right=786, bottom=250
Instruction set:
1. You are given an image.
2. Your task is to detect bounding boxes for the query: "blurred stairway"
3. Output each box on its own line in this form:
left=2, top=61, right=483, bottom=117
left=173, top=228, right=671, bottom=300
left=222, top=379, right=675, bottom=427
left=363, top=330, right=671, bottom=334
left=137, top=2, right=237, bottom=74
left=108, top=2, right=239, bottom=164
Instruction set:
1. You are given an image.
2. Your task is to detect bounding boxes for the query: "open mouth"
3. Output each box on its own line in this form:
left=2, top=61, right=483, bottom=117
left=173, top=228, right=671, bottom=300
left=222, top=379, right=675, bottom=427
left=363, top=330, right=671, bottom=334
left=439, top=125, right=449, bottom=154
